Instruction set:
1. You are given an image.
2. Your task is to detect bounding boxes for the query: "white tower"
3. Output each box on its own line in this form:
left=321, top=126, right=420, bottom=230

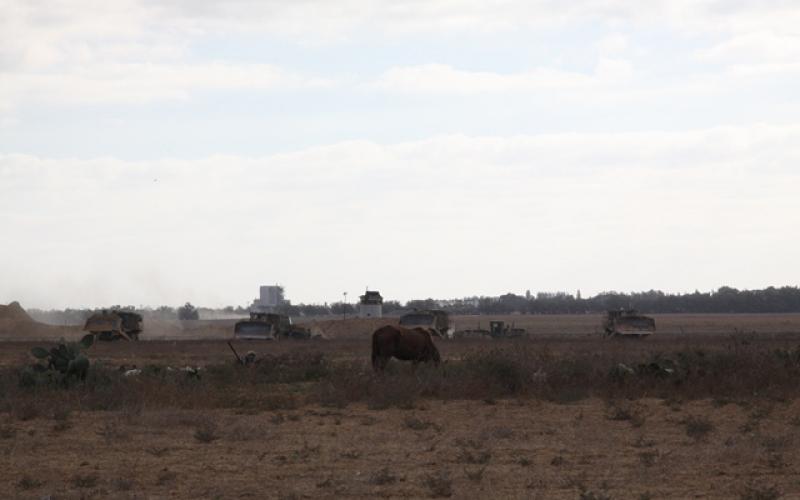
left=358, top=290, right=383, bottom=318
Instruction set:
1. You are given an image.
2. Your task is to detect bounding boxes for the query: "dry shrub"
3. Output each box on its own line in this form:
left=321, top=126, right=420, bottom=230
left=226, top=420, right=270, bottom=441
left=0, top=425, right=16, bottom=439
left=14, top=401, right=40, bottom=421
left=194, top=419, right=219, bottom=443
left=115, top=478, right=135, bottom=491
left=17, top=475, right=43, bottom=490
left=249, top=352, right=330, bottom=384
left=579, top=489, right=612, bottom=500
left=368, top=376, right=419, bottom=410
left=369, top=467, right=396, bottom=485
left=72, top=474, right=98, bottom=488
left=156, top=469, right=177, bottom=485
left=455, top=439, right=492, bottom=465
left=740, top=483, right=781, bottom=500
left=464, top=466, right=486, bottom=482
left=7, top=337, right=800, bottom=418
left=291, top=441, right=321, bottom=462
left=490, top=427, right=514, bottom=439
left=607, top=402, right=645, bottom=428
left=405, top=415, right=441, bottom=432
left=96, top=420, right=131, bottom=443
left=423, top=470, right=453, bottom=498
left=53, top=420, right=72, bottom=432
left=146, top=447, right=170, bottom=457
left=683, top=416, right=714, bottom=441
left=261, top=394, right=298, bottom=411
left=638, top=450, right=659, bottom=467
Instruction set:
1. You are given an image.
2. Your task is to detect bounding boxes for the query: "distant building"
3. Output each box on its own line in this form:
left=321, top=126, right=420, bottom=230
left=359, top=290, right=383, bottom=318
left=252, top=285, right=287, bottom=313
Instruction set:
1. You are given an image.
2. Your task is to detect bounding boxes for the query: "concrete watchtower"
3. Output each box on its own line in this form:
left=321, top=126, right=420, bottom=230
left=358, top=290, right=383, bottom=318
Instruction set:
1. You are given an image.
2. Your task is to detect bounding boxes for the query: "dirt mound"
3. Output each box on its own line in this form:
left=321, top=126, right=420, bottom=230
left=0, top=302, right=80, bottom=341
left=0, top=301, right=34, bottom=323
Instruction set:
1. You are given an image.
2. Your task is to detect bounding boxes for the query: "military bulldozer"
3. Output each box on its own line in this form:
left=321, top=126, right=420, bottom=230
left=489, top=320, right=527, bottom=339
left=399, top=309, right=454, bottom=338
left=83, top=310, right=143, bottom=341
left=454, top=320, right=527, bottom=339
left=233, top=312, right=312, bottom=340
left=602, top=309, right=656, bottom=339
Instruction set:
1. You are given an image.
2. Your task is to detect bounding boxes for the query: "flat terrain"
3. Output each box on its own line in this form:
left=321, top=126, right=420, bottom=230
left=3, top=312, right=800, bottom=498
left=6, top=308, right=800, bottom=341
left=3, top=331, right=800, bottom=369
left=3, top=399, right=800, bottom=499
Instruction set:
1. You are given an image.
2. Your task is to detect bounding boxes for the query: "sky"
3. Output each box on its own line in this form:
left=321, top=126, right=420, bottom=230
left=1, top=0, right=799, bottom=309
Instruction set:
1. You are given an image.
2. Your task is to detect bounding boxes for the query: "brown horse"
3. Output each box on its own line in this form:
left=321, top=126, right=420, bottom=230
left=371, top=325, right=441, bottom=371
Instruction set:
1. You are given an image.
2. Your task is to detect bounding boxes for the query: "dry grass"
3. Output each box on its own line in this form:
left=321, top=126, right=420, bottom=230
left=4, top=322, right=800, bottom=498
left=2, top=398, right=800, bottom=497
left=4, top=339, right=800, bottom=423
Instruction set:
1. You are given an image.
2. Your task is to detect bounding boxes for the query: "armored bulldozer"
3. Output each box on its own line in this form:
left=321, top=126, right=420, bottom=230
left=489, top=320, right=527, bottom=339
left=602, top=309, right=655, bottom=339
left=399, top=309, right=454, bottom=338
left=233, top=312, right=311, bottom=340
left=454, top=320, right=527, bottom=339
left=83, top=310, right=143, bottom=341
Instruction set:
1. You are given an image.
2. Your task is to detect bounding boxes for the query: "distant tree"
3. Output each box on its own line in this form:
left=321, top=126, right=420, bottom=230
left=330, top=302, right=355, bottom=315
left=177, top=302, right=199, bottom=320
left=381, top=300, right=403, bottom=314
left=405, top=298, right=439, bottom=311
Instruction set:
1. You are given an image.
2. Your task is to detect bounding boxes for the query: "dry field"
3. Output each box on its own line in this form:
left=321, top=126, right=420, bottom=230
left=3, top=398, right=800, bottom=499
left=3, top=312, right=800, bottom=498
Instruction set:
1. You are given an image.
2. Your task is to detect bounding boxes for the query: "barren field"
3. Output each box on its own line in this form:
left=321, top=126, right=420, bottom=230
left=4, top=398, right=800, bottom=499
left=4, top=309, right=800, bottom=498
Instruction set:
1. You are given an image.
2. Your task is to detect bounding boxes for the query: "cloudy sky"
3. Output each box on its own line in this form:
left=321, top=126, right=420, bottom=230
left=1, top=1, right=799, bottom=309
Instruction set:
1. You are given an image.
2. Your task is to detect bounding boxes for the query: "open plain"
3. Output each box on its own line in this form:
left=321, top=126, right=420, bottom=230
left=3, top=310, right=800, bottom=498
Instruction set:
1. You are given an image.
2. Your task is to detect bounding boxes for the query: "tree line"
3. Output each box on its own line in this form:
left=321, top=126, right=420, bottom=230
left=26, top=286, right=800, bottom=325
left=266, top=286, right=800, bottom=315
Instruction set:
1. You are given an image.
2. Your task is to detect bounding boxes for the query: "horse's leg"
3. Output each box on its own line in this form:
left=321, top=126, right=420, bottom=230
left=372, top=354, right=381, bottom=372
left=374, top=355, right=388, bottom=372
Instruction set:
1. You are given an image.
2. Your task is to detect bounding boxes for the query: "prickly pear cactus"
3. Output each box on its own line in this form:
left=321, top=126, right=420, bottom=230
left=29, top=334, right=94, bottom=383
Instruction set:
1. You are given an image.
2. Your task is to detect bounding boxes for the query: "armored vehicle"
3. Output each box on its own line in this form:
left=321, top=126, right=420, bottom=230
left=83, top=310, right=143, bottom=341
left=399, top=309, right=454, bottom=338
left=602, top=309, right=656, bottom=339
left=233, top=312, right=311, bottom=340
left=488, top=320, right=527, bottom=338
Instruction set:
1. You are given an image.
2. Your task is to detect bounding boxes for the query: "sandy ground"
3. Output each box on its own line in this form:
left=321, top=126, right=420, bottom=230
left=3, top=398, right=800, bottom=499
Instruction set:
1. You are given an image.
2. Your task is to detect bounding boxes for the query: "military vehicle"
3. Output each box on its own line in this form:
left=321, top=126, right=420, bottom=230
left=399, top=309, right=454, bottom=338
left=602, top=309, right=656, bottom=339
left=453, top=320, right=526, bottom=339
left=488, top=320, right=527, bottom=338
left=83, top=310, right=143, bottom=341
left=233, top=312, right=311, bottom=340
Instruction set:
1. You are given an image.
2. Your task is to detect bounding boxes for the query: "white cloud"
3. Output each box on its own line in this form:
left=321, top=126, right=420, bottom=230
left=0, top=62, right=331, bottom=109
left=2, top=124, right=799, bottom=308
left=370, top=59, right=634, bottom=95
left=596, top=33, right=630, bottom=54
left=698, top=31, right=800, bottom=64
